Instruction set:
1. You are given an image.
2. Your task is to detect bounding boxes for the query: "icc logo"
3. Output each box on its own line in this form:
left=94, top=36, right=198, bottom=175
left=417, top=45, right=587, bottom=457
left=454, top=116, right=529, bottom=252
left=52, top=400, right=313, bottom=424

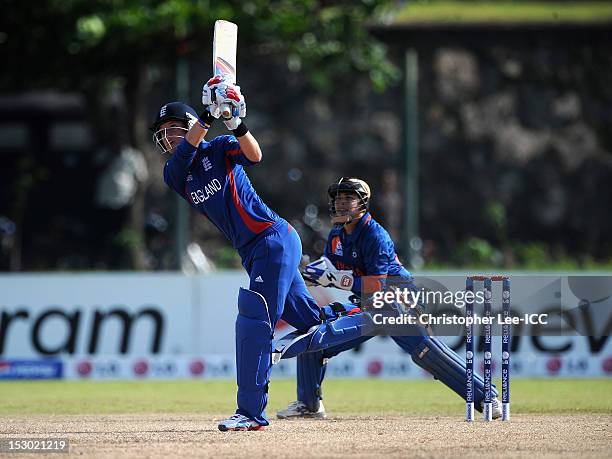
left=466, top=351, right=474, bottom=359
left=502, top=351, right=510, bottom=360
left=503, top=291, right=510, bottom=299
left=484, top=351, right=492, bottom=359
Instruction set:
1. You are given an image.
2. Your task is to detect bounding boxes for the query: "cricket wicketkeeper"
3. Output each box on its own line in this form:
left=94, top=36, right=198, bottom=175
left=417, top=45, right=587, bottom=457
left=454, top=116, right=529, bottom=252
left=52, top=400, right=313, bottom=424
left=277, top=177, right=503, bottom=419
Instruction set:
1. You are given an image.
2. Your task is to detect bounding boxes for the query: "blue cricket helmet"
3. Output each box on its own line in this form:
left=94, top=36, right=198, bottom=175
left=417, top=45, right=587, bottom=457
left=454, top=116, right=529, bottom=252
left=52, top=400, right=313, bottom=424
left=151, top=101, right=198, bottom=131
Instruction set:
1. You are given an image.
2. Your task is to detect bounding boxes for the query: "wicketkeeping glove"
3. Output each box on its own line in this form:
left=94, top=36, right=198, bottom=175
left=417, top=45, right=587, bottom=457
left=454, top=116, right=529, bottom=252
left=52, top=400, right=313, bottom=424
left=301, top=256, right=355, bottom=291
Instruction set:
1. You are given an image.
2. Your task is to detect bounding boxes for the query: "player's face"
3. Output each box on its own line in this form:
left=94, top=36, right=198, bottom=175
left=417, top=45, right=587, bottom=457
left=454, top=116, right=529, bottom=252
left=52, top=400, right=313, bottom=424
left=334, top=192, right=360, bottom=216
left=153, top=120, right=188, bottom=154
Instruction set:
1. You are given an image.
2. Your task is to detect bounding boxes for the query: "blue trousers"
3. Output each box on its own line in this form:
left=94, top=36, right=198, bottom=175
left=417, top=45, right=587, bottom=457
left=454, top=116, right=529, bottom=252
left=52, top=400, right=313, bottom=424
left=297, top=335, right=423, bottom=408
left=297, top=332, right=498, bottom=412
left=236, top=221, right=321, bottom=424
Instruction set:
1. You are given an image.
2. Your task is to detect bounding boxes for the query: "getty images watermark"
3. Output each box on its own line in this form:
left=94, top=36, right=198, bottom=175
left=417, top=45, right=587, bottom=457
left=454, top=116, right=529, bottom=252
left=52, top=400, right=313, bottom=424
left=369, top=286, right=548, bottom=327
left=359, top=275, right=609, bottom=337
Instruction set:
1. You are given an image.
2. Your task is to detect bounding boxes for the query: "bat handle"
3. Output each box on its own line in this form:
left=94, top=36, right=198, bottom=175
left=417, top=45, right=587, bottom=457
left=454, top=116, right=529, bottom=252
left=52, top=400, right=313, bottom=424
left=220, top=103, right=233, bottom=119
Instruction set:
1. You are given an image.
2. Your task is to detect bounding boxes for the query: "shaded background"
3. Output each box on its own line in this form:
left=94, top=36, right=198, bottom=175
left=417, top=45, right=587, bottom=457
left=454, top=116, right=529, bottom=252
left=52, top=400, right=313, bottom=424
left=1, top=0, right=611, bottom=272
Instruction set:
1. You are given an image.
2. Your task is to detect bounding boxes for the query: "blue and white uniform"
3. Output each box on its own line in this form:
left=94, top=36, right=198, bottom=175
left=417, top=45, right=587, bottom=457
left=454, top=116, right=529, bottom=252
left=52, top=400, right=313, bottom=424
left=324, top=212, right=411, bottom=290
left=165, top=135, right=322, bottom=425
left=296, top=213, right=498, bottom=412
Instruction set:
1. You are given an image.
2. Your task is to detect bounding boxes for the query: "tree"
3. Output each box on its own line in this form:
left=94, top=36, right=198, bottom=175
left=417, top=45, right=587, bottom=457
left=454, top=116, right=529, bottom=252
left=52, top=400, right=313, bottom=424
left=1, top=0, right=398, bottom=270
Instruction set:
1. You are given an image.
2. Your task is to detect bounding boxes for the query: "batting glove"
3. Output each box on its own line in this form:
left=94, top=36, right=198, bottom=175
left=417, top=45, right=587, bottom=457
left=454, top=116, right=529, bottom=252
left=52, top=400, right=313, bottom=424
left=214, top=83, right=246, bottom=129
left=201, top=76, right=224, bottom=119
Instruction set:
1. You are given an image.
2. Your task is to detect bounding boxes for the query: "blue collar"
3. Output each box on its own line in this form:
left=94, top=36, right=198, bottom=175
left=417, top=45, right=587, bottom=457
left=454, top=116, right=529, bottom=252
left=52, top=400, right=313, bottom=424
left=343, top=212, right=371, bottom=241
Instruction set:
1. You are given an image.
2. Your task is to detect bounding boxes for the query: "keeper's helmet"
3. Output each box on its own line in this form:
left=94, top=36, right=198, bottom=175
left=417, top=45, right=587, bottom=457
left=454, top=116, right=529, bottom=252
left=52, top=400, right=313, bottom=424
left=328, top=177, right=371, bottom=225
left=151, top=102, right=198, bottom=155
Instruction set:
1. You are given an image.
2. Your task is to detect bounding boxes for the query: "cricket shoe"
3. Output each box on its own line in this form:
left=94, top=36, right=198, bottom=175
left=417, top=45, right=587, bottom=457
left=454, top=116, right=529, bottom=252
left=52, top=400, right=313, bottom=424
left=277, top=401, right=326, bottom=419
left=218, top=414, right=264, bottom=431
left=480, top=397, right=502, bottom=420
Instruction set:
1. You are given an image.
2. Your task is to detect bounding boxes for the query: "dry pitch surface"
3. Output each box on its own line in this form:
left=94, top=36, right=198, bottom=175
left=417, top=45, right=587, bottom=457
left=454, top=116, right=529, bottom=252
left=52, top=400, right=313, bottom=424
left=1, top=414, right=611, bottom=458
left=1, top=380, right=611, bottom=458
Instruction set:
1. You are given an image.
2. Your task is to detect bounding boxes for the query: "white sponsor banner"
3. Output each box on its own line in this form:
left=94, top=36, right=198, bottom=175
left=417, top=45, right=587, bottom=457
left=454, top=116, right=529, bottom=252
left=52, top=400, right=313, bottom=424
left=1, top=273, right=611, bottom=379
left=58, top=348, right=612, bottom=380
left=62, top=355, right=236, bottom=380
left=0, top=273, right=199, bottom=357
left=0, top=272, right=253, bottom=359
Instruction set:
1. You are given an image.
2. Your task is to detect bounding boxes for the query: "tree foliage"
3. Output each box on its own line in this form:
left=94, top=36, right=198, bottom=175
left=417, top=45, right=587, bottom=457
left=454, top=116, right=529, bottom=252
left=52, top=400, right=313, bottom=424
left=1, top=0, right=399, bottom=92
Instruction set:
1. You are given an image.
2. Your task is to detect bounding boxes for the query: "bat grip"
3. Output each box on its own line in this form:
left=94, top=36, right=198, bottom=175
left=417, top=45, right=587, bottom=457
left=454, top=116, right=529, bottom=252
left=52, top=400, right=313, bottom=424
left=220, top=103, right=233, bottom=119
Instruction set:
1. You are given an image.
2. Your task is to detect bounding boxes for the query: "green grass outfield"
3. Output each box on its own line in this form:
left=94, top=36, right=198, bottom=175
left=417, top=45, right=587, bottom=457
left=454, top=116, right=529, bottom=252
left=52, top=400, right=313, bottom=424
left=1, top=379, right=610, bottom=416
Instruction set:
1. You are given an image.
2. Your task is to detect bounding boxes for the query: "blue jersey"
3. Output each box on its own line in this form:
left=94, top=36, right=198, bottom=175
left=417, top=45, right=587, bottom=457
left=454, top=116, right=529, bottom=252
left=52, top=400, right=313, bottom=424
left=163, top=135, right=281, bottom=249
left=324, top=213, right=411, bottom=295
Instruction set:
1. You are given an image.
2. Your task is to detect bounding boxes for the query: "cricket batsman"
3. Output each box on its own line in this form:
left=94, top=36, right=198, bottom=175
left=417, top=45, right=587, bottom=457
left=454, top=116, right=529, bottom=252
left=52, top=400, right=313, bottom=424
left=277, top=177, right=502, bottom=419
left=151, top=80, right=369, bottom=431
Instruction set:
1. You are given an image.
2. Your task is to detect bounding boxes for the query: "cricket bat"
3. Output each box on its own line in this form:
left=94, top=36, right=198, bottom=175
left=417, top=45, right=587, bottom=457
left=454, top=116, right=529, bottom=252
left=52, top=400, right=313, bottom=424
left=213, top=20, right=238, bottom=119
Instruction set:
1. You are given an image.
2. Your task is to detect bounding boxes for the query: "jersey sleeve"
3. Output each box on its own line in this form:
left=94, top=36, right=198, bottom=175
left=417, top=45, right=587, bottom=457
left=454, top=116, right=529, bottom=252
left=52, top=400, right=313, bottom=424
left=219, top=134, right=257, bottom=167
left=163, top=139, right=198, bottom=196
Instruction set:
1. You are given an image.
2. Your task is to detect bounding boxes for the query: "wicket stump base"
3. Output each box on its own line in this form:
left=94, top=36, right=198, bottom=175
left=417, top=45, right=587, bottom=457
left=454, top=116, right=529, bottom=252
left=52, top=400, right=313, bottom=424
left=465, top=402, right=474, bottom=422
left=502, top=402, right=510, bottom=421
left=483, top=402, right=493, bottom=421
